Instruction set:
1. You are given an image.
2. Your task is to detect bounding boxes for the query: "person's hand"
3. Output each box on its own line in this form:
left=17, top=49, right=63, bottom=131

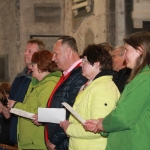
left=2, top=107, right=11, bottom=118
left=32, top=114, right=42, bottom=126
left=7, top=99, right=16, bottom=109
left=60, top=120, right=71, bottom=133
left=94, top=118, right=104, bottom=133
left=0, top=101, right=10, bottom=118
left=84, top=118, right=104, bottom=133
left=46, top=139, right=56, bottom=150
left=84, top=119, right=99, bottom=132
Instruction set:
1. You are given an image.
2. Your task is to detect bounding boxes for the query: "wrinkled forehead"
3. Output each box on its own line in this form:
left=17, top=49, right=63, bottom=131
left=53, top=40, right=61, bottom=52
left=26, top=43, right=39, bottom=51
left=53, top=40, right=68, bottom=53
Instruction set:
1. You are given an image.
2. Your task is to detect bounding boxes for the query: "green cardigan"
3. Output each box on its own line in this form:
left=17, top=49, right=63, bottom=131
left=103, top=66, right=150, bottom=150
left=14, top=71, right=61, bottom=150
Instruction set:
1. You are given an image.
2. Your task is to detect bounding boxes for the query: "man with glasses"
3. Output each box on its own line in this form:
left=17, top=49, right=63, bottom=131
left=112, top=46, right=131, bottom=93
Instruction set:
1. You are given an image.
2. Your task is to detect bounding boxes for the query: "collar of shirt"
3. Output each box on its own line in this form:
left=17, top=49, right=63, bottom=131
left=63, top=59, right=82, bottom=76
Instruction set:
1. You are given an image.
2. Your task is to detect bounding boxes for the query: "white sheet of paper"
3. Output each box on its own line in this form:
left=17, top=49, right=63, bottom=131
left=10, top=108, right=35, bottom=119
left=62, top=102, right=85, bottom=124
left=38, top=108, right=66, bottom=124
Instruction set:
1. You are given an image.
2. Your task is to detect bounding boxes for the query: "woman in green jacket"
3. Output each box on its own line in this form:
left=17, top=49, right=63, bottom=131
left=8, top=50, right=61, bottom=149
left=84, top=31, right=150, bottom=150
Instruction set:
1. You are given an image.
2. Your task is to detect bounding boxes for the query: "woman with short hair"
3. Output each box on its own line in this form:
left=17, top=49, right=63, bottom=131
left=60, top=44, right=120, bottom=150
left=8, top=50, right=61, bottom=149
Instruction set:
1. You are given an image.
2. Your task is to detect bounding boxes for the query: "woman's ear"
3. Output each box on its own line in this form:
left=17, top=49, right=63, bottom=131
left=94, top=62, right=100, bottom=69
left=137, top=46, right=144, bottom=55
left=38, top=69, right=42, bottom=73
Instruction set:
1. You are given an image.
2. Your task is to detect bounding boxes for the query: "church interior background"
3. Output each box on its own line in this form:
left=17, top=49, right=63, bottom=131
left=0, top=0, right=150, bottom=83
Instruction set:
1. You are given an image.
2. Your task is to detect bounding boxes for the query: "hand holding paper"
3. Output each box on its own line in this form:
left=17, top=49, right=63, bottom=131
left=32, top=114, right=42, bottom=126
left=62, top=102, right=85, bottom=124
left=38, top=108, right=66, bottom=124
left=10, top=107, right=66, bottom=124
left=60, top=120, right=72, bottom=133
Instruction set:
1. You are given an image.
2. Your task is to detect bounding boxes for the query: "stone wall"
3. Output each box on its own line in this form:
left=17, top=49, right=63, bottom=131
left=0, top=0, right=65, bottom=83
left=19, top=0, right=65, bottom=55
left=19, top=0, right=65, bottom=71
left=0, top=0, right=124, bottom=83
left=0, top=0, right=126, bottom=83
left=0, top=0, right=140, bottom=83
left=65, top=0, right=108, bottom=55
left=0, top=0, right=19, bottom=83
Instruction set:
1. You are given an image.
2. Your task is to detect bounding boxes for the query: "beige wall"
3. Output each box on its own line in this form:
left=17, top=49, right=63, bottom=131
left=19, top=0, right=65, bottom=75
left=0, top=0, right=65, bottom=83
left=65, top=0, right=107, bottom=54
left=0, top=0, right=126, bottom=83
left=0, top=0, right=19, bottom=83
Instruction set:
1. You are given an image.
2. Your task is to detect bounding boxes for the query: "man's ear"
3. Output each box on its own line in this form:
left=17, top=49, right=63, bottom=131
left=65, top=47, right=72, bottom=56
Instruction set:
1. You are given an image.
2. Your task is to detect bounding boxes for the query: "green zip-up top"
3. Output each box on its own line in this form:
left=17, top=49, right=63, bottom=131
left=103, top=66, right=150, bottom=150
left=14, top=71, right=61, bottom=150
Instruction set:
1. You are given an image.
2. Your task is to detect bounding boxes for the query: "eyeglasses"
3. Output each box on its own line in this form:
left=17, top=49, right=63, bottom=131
left=82, top=58, right=88, bottom=64
left=111, top=54, right=123, bottom=58
left=31, top=62, right=36, bottom=67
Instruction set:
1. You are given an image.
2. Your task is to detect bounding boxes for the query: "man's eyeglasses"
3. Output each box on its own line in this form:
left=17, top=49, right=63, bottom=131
left=111, top=54, right=123, bottom=58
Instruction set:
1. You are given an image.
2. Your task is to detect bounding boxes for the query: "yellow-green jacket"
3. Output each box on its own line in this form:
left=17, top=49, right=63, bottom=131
left=14, top=71, right=61, bottom=150
left=66, top=75, right=120, bottom=150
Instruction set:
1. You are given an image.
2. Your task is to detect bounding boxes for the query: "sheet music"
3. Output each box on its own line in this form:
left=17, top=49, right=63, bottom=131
left=10, top=108, right=35, bottom=119
left=38, top=108, right=66, bottom=124
left=62, top=102, right=85, bottom=124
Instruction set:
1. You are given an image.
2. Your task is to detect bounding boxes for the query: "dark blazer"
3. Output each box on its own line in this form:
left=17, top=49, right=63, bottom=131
left=9, top=67, right=32, bottom=144
left=45, top=66, right=87, bottom=150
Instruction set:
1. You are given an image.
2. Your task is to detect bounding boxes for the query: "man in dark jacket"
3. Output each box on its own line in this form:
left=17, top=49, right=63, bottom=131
left=8, top=39, right=45, bottom=146
left=45, top=36, right=87, bottom=150
left=112, top=46, right=131, bottom=93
